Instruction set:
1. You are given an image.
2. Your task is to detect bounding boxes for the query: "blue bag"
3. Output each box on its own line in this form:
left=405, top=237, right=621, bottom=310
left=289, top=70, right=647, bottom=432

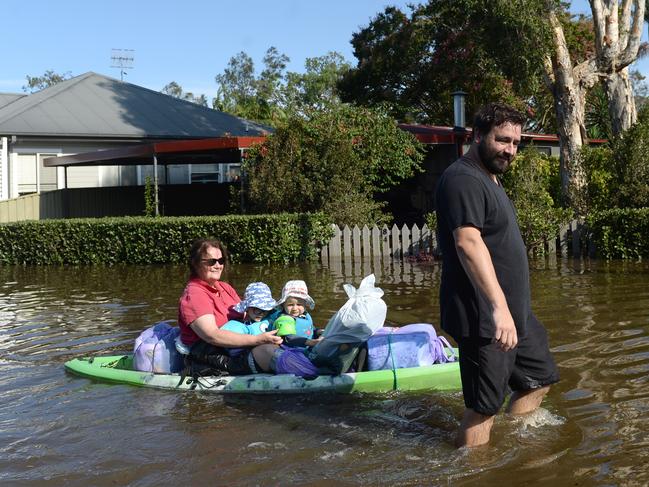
left=133, top=321, right=184, bottom=373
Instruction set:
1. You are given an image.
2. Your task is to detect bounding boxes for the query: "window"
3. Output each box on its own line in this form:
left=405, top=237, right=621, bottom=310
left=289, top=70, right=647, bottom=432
left=191, top=163, right=220, bottom=183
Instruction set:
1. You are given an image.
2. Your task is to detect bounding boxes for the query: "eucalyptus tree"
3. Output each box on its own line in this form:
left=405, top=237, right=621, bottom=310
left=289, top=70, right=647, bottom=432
left=161, top=81, right=208, bottom=106
left=339, top=0, right=646, bottom=210
left=23, top=70, right=72, bottom=92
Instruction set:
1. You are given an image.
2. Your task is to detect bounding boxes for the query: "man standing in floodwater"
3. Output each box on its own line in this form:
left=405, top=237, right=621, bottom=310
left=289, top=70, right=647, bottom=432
left=435, top=103, right=559, bottom=447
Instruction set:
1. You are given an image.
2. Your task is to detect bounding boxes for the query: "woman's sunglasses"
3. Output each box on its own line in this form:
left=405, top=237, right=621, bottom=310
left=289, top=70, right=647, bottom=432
left=202, top=257, right=225, bottom=266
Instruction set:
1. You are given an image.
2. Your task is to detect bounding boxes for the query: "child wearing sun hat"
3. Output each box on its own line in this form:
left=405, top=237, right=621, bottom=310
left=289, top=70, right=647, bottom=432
left=268, top=280, right=321, bottom=347
left=221, top=282, right=277, bottom=335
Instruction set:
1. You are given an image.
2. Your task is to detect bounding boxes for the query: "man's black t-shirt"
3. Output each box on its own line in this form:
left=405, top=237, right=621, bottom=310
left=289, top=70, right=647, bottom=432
left=435, top=154, right=531, bottom=340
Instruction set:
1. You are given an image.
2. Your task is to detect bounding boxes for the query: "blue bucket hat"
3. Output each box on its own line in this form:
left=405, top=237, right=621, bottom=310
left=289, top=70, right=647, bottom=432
left=234, top=282, right=276, bottom=313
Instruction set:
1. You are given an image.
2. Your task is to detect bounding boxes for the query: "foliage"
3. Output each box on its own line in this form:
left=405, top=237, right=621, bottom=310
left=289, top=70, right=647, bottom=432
left=578, top=144, right=615, bottom=213
left=243, top=104, right=425, bottom=226
left=586, top=208, right=649, bottom=259
left=213, top=48, right=289, bottom=125
left=501, top=148, right=573, bottom=255
left=213, top=49, right=350, bottom=126
left=0, top=214, right=333, bottom=265
left=610, top=104, right=649, bottom=208
left=284, top=52, right=351, bottom=116
left=585, top=83, right=613, bottom=140
left=424, top=212, right=437, bottom=232
left=338, top=1, right=552, bottom=128
left=143, top=176, right=156, bottom=217
left=578, top=104, right=649, bottom=211
left=23, top=70, right=72, bottom=93
left=161, top=81, right=208, bottom=106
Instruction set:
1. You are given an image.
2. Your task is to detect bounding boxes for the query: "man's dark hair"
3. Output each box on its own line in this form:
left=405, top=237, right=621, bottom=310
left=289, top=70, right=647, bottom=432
left=472, top=103, right=526, bottom=138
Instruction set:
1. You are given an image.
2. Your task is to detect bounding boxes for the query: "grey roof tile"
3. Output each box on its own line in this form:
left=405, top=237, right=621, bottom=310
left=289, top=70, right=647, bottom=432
left=0, top=72, right=271, bottom=138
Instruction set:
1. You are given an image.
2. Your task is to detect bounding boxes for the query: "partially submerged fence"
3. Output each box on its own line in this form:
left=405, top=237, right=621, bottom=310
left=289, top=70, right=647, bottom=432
left=320, top=219, right=589, bottom=262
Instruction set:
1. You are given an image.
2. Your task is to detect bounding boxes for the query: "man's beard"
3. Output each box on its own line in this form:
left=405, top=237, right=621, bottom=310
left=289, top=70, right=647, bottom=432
left=478, top=141, right=513, bottom=174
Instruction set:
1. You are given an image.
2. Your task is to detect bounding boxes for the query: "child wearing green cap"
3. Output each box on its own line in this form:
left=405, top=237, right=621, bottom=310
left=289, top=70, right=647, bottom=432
left=269, top=280, right=322, bottom=347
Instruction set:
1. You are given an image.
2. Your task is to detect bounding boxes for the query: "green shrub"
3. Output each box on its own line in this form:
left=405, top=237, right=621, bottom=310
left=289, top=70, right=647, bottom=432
left=0, top=213, right=333, bottom=265
left=578, top=144, right=615, bottom=212
left=143, top=176, right=156, bottom=217
left=243, top=104, right=425, bottom=226
left=502, top=148, right=573, bottom=255
left=586, top=208, right=649, bottom=260
left=611, top=104, right=649, bottom=208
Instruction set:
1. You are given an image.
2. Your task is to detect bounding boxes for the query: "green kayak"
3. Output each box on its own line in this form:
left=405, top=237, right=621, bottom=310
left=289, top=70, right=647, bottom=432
left=64, top=354, right=461, bottom=394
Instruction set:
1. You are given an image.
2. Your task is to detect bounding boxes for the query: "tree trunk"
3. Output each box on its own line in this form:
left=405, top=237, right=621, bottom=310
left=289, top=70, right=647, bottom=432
left=591, top=0, right=646, bottom=135
left=604, top=67, right=638, bottom=137
left=543, top=10, right=597, bottom=211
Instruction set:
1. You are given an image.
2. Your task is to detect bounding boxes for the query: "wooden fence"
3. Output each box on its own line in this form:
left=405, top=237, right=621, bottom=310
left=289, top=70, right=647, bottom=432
left=320, top=219, right=589, bottom=262
left=0, top=193, right=40, bottom=223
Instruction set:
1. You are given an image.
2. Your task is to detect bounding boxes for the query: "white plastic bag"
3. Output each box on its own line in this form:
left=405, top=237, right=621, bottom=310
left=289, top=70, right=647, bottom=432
left=320, top=274, right=387, bottom=346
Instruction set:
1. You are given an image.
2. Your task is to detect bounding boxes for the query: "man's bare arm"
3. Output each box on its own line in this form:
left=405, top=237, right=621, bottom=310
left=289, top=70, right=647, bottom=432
left=453, top=225, right=518, bottom=351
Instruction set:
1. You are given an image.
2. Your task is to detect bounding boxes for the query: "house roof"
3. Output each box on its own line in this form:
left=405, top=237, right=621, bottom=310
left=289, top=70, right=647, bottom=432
left=0, top=72, right=271, bottom=139
left=0, top=93, right=26, bottom=110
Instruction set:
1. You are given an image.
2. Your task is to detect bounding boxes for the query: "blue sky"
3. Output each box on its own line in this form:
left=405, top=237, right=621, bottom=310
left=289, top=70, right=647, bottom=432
left=2, top=0, right=647, bottom=100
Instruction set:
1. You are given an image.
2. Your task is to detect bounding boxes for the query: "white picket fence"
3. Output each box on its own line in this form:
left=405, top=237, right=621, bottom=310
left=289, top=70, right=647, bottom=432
left=320, top=219, right=588, bottom=261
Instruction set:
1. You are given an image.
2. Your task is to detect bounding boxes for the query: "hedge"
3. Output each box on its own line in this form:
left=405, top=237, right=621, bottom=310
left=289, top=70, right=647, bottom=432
left=586, top=208, right=649, bottom=260
left=0, top=213, right=333, bottom=265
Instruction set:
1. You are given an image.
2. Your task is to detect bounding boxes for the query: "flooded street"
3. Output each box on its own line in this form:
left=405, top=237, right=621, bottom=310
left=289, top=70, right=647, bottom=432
left=1, top=257, right=649, bottom=486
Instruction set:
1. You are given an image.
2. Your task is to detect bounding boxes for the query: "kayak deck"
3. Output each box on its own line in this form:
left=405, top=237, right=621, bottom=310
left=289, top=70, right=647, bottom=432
left=64, top=354, right=461, bottom=394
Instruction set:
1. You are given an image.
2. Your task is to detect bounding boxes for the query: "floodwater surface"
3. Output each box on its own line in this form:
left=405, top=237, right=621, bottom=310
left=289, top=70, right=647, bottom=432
left=1, top=257, right=648, bottom=486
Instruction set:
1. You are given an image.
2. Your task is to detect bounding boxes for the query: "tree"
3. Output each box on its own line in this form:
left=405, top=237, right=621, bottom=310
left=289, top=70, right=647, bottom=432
left=214, top=48, right=288, bottom=124
left=340, top=1, right=646, bottom=211
left=540, top=1, right=645, bottom=210
left=284, top=52, right=351, bottom=116
left=23, top=70, right=72, bottom=92
left=161, top=81, right=208, bottom=106
left=590, top=0, right=647, bottom=136
left=242, top=104, right=425, bottom=225
left=338, top=3, right=549, bottom=126
left=214, top=48, right=352, bottom=126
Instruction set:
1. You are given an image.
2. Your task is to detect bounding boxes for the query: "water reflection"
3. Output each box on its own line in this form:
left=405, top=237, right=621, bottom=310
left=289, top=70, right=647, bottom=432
left=1, top=258, right=649, bottom=485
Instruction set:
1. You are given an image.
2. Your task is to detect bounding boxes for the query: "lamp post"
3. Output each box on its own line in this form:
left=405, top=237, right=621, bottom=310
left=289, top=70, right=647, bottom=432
left=452, top=90, right=467, bottom=157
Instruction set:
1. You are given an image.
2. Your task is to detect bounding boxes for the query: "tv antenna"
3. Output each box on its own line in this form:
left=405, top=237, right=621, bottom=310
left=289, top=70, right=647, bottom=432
left=111, top=48, right=135, bottom=81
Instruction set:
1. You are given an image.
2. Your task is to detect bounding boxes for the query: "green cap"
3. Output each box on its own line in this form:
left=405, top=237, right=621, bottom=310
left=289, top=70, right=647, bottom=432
left=275, top=315, right=297, bottom=336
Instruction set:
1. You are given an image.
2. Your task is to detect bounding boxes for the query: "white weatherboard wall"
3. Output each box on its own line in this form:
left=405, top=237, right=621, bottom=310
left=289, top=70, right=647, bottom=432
left=0, top=137, right=8, bottom=200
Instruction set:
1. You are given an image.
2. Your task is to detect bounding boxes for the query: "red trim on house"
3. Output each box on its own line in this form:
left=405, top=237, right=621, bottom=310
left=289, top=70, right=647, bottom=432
left=43, top=136, right=267, bottom=167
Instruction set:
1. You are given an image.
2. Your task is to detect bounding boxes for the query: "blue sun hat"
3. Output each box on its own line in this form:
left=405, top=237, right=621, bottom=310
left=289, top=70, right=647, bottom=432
left=234, top=282, right=276, bottom=313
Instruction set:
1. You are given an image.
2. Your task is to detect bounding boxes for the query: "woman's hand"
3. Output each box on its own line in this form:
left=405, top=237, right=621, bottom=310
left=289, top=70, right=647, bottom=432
left=255, top=329, right=283, bottom=345
left=192, top=314, right=281, bottom=347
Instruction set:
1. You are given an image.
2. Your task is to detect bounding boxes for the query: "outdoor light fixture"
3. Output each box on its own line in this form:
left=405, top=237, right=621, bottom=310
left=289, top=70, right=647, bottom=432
left=452, top=90, right=467, bottom=129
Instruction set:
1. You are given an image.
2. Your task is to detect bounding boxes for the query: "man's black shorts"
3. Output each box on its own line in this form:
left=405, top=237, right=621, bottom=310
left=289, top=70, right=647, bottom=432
left=457, top=314, right=560, bottom=416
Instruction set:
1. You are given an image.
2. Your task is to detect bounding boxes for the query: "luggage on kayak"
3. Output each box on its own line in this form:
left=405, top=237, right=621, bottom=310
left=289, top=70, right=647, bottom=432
left=133, top=321, right=184, bottom=373
left=367, top=323, right=456, bottom=371
left=320, top=274, right=387, bottom=345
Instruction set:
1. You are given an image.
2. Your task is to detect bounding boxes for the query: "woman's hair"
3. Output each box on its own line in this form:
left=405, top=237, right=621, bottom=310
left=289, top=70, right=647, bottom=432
left=188, top=238, right=228, bottom=278
left=472, top=103, right=526, bottom=139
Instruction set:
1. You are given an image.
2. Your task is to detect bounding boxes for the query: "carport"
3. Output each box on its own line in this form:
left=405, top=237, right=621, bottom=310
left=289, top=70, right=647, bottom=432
left=44, top=136, right=266, bottom=216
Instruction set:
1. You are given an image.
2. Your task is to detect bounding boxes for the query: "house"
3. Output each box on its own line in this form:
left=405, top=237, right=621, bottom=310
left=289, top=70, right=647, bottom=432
left=384, top=124, right=568, bottom=224
left=0, top=72, right=270, bottom=202
left=0, top=74, right=596, bottom=223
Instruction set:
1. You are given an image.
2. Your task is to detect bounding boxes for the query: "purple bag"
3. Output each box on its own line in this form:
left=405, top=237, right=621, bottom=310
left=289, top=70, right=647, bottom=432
left=367, top=323, right=456, bottom=371
left=274, top=346, right=320, bottom=378
left=133, top=321, right=184, bottom=373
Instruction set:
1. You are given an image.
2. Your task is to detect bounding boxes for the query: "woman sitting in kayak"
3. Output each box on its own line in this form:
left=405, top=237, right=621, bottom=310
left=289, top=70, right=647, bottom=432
left=177, top=238, right=282, bottom=375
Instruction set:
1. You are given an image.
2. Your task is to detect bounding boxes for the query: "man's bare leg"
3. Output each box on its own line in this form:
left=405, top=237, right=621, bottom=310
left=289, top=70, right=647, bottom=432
left=506, top=386, right=550, bottom=415
left=455, top=408, right=495, bottom=447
